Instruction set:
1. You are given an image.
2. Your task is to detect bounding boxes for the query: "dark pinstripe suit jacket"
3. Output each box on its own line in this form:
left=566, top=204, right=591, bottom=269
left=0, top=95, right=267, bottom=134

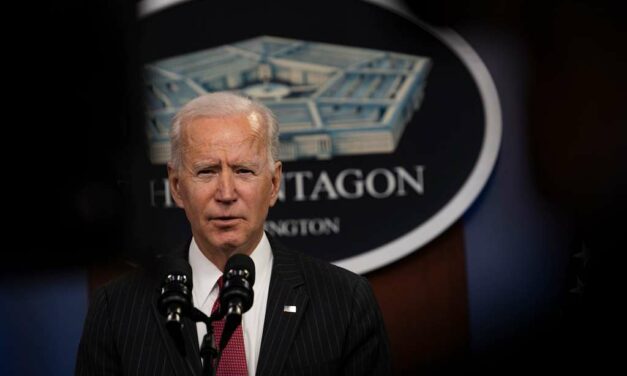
left=76, top=239, right=391, bottom=375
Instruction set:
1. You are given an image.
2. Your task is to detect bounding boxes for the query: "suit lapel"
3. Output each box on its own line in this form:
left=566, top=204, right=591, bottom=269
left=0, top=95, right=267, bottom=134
left=256, top=242, right=309, bottom=376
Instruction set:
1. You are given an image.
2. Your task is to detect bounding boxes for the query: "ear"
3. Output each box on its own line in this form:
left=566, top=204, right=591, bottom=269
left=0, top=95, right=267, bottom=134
left=167, top=163, right=185, bottom=209
left=268, top=161, right=282, bottom=207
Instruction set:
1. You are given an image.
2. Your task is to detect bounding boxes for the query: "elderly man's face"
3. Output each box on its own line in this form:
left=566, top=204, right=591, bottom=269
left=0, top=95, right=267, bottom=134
left=168, top=114, right=281, bottom=258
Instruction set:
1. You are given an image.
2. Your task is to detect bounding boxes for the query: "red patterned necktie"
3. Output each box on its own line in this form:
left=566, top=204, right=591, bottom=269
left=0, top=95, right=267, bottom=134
left=212, top=276, right=248, bottom=376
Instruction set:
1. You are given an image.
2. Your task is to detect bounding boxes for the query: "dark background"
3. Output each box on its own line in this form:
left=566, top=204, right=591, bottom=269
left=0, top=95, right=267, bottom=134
left=3, top=0, right=625, bottom=374
left=409, top=0, right=626, bottom=373
left=6, top=0, right=145, bottom=270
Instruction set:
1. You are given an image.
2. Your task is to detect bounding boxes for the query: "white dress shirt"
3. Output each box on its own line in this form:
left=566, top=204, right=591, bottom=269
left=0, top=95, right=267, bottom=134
left=189, top=233, right=273, bottom=376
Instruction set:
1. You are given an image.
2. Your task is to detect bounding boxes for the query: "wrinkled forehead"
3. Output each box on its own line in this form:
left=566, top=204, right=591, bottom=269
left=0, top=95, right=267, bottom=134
left=181, top=113, right=267, bottom=152
left=184, top=111, right=265, bottom=135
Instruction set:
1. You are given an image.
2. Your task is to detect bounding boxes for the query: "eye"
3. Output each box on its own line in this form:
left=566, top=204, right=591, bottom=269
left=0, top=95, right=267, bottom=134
left=197, top=168, right=217, bottom=176
left=236, top=168, right=254, bottom=175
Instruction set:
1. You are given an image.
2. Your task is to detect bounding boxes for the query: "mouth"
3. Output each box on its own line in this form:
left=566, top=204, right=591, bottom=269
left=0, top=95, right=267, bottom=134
left=210, top=216, right=242, bottom=226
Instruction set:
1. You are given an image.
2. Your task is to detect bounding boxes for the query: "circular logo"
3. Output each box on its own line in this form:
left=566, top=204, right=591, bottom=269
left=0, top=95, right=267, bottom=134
left=140, top=0, right=501, bottom=274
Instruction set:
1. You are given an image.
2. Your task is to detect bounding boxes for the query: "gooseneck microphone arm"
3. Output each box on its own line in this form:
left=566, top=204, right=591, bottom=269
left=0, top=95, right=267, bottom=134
left=157, top=254, right=255, bottom=376
left=156, top=257, right=218, bottom=376
left=195, top=253, right=255, bottom=376
left=189, top=307, right=218, bottom=376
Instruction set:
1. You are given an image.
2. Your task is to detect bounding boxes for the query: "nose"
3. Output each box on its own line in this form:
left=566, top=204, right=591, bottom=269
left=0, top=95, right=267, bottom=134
left=215, top=170, right=237, bottom=203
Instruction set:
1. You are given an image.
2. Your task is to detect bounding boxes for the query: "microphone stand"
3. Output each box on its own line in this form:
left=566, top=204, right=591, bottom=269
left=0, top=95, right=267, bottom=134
left=188, top=307, right=227, bottom=376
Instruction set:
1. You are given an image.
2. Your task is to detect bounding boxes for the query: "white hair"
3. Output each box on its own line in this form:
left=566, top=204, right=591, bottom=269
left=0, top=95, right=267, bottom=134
left=169, top=92, right=279, bottom=170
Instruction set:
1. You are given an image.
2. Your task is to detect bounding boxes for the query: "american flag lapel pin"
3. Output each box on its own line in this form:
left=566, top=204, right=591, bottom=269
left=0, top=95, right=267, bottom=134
left=283, top=305, right=297, bottom=313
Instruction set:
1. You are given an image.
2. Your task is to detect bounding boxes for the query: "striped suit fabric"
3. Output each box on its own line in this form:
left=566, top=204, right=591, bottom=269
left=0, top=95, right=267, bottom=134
left=76, top=239, right=391, bottom=375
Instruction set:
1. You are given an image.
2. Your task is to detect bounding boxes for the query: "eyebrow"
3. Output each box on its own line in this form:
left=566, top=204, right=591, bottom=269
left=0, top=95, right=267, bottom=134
left=233, top=161, right=262, bottom=170
left=191, top=160, right=262, bottom=170
left=191, top=160, right=220, bottom=170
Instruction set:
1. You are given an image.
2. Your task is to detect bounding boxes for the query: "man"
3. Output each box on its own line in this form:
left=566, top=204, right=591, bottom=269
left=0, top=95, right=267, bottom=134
left=76, top=92, right=391, bottom=375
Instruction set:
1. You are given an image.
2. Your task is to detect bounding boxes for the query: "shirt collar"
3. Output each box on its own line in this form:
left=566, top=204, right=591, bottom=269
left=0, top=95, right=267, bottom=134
left=189, top=233, right=273, bottom=309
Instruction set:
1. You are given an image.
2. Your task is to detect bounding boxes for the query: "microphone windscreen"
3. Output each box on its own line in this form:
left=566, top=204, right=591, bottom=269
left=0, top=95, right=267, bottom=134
left=156, top=256, right=193, bottom=288
left=225, top=254, right=255, bottom=286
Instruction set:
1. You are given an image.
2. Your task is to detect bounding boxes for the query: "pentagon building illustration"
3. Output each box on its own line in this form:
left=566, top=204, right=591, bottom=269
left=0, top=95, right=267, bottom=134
left=144, top=36, right=432, bottom=164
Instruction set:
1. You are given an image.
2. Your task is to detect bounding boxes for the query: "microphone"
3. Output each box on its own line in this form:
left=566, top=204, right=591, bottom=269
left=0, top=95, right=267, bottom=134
left=217, top=254, right=255, bottom=350
left=156, top=256, right=193, bottom=352
left=220, top=254, right=255, bottom=318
